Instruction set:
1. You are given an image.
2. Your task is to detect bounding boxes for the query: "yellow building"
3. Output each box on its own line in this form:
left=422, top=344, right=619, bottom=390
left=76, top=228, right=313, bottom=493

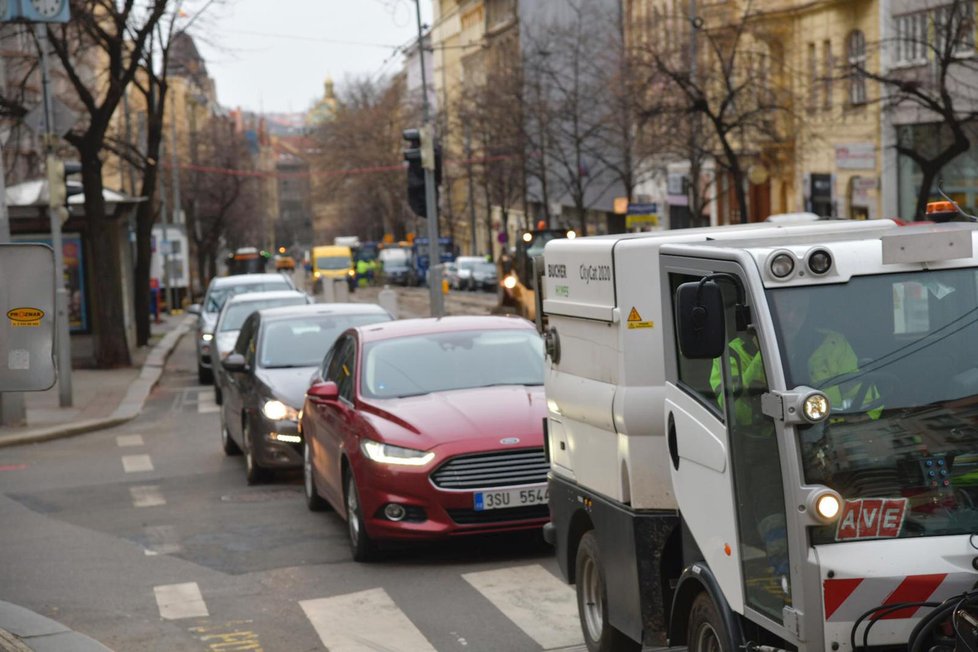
left=625, top=0, right=882, bottom=224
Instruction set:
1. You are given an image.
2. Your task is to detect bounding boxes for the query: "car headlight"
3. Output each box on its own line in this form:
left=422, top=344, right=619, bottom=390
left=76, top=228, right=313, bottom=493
left=360, top=439, right=434, bottom=466
left=262, top=399, right=299, bottom=421
left=201, top=333, right=213, bottom=342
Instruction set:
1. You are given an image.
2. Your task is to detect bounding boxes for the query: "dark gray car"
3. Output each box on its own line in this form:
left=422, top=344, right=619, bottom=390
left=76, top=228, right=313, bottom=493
left=219, top=303, right=393, bottom=484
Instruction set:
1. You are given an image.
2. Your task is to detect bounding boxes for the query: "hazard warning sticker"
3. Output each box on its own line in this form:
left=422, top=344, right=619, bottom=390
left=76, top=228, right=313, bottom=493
left=626, top=307, right=654, bottom=330
left=835, top=498, right=908, bottom=541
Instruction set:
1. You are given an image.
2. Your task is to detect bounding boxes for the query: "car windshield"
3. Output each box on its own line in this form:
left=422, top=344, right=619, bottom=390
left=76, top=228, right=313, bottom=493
left=458, top=259, right=479, bottom=271
left=361, top=329, right=544, bottom=398
left=317, top=256, right=350, bottom=270
left=219, top=296, right=307, bottom=332
left=259, top=313, right=391, bottom=368
left=205, top=281, right=290, bottom=313
left=473, top=262, right=497, bottom=276
left=772, top=269, right=978, bottom=543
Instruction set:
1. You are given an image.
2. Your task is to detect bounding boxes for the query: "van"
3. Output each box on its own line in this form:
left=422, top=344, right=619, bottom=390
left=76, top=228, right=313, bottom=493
left=311, top=245, right=355, bottom=292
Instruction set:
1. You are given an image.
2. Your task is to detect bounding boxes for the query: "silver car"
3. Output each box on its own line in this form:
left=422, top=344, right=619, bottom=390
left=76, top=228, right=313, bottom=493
left=211, top=290, right=311, bottom=405
left=189, top=274, right=296, bottom=384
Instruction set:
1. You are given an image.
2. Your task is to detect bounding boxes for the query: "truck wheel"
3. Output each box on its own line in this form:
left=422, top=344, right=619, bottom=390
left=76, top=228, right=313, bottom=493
left=688, top=592, right=731, bottom=652
left=575, top=531, right=640, bottom=652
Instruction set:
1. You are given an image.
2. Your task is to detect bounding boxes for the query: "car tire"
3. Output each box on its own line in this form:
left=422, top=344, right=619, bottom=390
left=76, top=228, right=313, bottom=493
left=345, top=471, right=377, bottom=562
left=244, top=419, right=266, bottom=485
left=576, top=531, right=641, bottom=652
left=220, top=408, right=241, bottom=456
left=688, top=592, right=732, bottom=652
left=304, top=440, right=329, bottom=512
left=198, top=363, right=212, bottom=385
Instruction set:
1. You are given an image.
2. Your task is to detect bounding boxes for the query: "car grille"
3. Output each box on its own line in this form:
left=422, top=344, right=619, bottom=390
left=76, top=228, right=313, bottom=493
left=430, top=449, right=548, bottom=490
left=447, top=505, right=549, bottom=525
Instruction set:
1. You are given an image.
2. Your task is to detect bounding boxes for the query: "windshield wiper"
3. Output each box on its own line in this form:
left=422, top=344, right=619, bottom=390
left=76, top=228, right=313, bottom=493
left=263, top=364, right=313, bottom=369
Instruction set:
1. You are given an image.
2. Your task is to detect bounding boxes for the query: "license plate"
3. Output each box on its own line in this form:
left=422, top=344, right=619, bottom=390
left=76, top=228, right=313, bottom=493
left=474, top=485, right=549, bottom=511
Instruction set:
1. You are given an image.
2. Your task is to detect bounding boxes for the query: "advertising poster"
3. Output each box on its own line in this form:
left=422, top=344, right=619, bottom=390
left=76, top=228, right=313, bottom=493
left=13, top=233, right=88, bottom=333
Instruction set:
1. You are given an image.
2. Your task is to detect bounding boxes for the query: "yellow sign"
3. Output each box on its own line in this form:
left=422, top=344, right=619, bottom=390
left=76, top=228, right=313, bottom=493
left=626, top=214, right=659, bottom=228
left=7, top=307, right=44, bottom=327
left=626, top=307, right=653, bottom=329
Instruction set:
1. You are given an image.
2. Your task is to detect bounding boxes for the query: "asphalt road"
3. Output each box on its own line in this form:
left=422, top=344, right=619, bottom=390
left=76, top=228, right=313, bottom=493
left=0, top=284, right=585, bottom=652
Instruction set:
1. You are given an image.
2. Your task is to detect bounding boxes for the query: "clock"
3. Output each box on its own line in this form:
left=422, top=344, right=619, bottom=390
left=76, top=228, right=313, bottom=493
left=31, top=0, right=65, bottom=17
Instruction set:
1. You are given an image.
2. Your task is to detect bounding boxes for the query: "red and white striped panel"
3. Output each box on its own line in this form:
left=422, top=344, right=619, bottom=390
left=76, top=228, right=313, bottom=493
left=824, top=573, right=975, bottom=623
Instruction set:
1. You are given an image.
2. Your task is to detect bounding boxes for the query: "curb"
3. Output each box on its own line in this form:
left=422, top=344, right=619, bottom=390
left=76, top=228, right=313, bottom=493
left=0, top=317, right=194, bottom=449
left=0, top=600, right=112, bottom=652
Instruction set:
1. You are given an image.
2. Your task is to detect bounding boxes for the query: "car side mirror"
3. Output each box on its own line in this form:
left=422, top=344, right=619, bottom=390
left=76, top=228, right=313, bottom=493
left=187, top=303, right=202, bottom=315
left=676, top=279, right=726, bottom=359
left=307, top=381, right=339, bottom=403
left=222, top=353, right=248, bottom=372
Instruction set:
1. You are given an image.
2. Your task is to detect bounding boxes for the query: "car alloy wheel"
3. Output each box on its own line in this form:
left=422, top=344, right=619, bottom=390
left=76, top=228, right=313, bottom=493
left=304, top=441, right=328, bottom=511
left=345, top=472, right=377, bottom=562
left=244, top=420, right=266, bottom=485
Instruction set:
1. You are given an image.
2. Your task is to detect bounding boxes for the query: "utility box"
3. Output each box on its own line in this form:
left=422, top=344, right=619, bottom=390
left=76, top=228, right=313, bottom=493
left=0, top=244, right=56, bottom=391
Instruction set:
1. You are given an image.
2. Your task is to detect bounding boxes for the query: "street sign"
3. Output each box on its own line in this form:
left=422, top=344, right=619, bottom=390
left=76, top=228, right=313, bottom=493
left=626, top=202, right=659, bottom=228
left=23, top=97, right=78, bottom=136
left=0, top=244, right=56, bottom=391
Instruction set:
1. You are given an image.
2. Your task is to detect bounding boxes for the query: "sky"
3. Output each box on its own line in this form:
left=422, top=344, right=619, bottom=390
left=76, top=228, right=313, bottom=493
left=192, top=0, right=433, bottom=115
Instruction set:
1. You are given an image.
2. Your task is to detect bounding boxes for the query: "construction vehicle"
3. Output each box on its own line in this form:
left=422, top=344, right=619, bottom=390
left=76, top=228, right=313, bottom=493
left=539, top=219, right=978, bottom=652
left=498, top=227, right=574, bottom=321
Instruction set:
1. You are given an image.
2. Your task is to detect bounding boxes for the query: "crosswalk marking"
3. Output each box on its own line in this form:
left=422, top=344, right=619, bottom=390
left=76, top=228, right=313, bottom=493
left=462, top=564, right=583, bottom=650
left=300, top=588, right=437, bottom=652
left=198, top=391, right=219, bottom=414
left=130, top=485, right=165, bottom=507
left=116, top=434, right=144, bottom=447
left=122, top=454, right=154, bottom=473
left=142, top=525, right=182, bottom=556
left=154, top=582, right=208, bottom=620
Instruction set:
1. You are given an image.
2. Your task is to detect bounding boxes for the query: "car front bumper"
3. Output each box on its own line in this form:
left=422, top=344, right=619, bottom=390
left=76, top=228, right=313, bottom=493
left=352, top=460, right=548, bottom=541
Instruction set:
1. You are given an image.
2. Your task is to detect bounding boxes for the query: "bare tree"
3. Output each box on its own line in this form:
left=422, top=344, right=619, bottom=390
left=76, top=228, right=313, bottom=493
left=521, top=3, right=618, bottom=236
left=311, top=74, right=412, bottom=242
left=636, top=0, right=792, bottom=224
left=44, top=0, right=168, bottom=366
left=857, top=0, right=978, bottom=219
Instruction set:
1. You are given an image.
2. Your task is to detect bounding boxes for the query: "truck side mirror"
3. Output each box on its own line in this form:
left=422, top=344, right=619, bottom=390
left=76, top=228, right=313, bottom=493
left=676, top=280, right=726, bottom=359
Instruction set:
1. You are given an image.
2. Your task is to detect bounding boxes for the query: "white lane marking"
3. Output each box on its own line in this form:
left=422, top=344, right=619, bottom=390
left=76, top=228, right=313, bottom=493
left=143, top=525, right=182, bottom=556
left=462, top=564, right=583, bottom=649
left=300, top=588, right=437, bottom=652
left=116, top=434, right=144, bottom=447
left=130, top=485, right=165, bottom=507
left=198, top=391, right=219, bottom=414
left=154, top=582, right=208, bottom=620
left=122, top=454, right=154, bottom=473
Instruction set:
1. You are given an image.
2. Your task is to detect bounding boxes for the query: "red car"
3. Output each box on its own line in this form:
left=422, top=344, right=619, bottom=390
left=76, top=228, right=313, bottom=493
left=300, top=315, right=548, bottom=561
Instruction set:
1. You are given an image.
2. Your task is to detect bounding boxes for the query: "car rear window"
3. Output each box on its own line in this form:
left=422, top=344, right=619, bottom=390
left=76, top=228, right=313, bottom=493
left=206, top=280, right=291, bottom=312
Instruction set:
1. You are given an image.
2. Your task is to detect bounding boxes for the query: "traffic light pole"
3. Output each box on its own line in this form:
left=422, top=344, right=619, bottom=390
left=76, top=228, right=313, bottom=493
left=37, top=24, right=72, bottom=408
left=414, top=0, right=443, bottom=318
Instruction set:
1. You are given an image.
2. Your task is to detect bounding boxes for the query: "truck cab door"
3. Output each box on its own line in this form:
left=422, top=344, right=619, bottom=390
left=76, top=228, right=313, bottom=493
left=662, top=259, right=792, bottom=631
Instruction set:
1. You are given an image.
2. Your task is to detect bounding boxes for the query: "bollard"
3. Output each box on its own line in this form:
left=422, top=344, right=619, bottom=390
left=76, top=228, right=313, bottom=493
left=320, top=277, right=334, bottom=303
left=333, top=278, right=350, bottom=302
left=378, top=285, right=398, bottom=318
left=442, top=278, right=450, bottom=295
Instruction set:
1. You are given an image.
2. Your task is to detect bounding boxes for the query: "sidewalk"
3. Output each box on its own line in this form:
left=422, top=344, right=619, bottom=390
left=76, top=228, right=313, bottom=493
left=0, top=312, right=193, bottom=652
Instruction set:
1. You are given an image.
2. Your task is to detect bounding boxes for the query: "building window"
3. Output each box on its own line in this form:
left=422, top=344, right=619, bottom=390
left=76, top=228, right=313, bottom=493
left=895, top=12, right=926, bottom=66
left=808, top=42, right=818, bottom=111
left=847, top=30, right=867, bottom=105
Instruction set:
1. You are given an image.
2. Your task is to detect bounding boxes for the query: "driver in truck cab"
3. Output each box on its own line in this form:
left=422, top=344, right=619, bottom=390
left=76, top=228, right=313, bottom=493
left=709, top=290, right=878, bottom=579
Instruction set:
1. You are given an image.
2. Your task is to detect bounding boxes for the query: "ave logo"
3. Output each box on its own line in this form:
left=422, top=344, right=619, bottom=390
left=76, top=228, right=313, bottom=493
left=836, top=498, right=908, bottom=541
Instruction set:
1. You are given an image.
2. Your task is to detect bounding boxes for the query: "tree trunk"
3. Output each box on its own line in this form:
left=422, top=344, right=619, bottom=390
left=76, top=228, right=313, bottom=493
left=80, top=142, right=132, bottom=367
left=134, top=117, right=164, bottom=346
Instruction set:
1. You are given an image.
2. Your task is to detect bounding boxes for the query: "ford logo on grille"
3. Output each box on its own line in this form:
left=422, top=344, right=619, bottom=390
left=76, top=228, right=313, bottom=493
left=499, top=437, right=520, bottom=445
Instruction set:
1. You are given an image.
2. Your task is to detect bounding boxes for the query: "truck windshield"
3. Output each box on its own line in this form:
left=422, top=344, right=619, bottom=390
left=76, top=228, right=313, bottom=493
left=769, top=269, right=978, bottom=543
left=316, top=256, right=351, bottom=270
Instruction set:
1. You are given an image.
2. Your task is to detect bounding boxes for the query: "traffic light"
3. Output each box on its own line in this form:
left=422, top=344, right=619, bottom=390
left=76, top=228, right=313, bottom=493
left=402, top=127, right=442, bottom=219
left=403, top=128, right=426, bottom=218
left=47, top=156, right=82, bottom=224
